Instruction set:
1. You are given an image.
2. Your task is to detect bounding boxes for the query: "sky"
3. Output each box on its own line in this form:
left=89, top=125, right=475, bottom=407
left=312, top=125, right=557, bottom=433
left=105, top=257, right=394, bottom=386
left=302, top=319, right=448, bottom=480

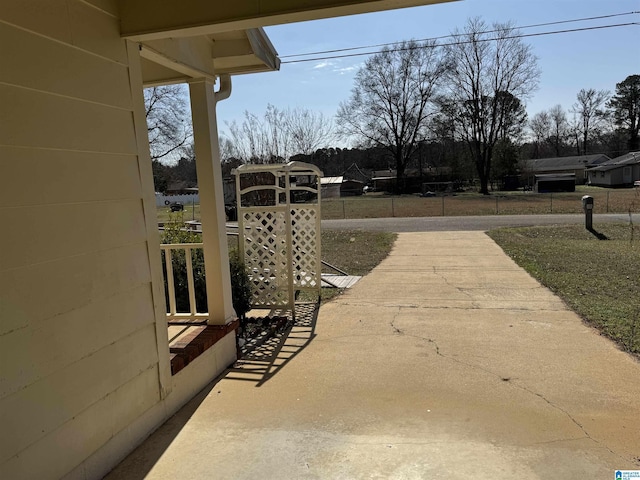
left=216, top=0, right=640, bottom=143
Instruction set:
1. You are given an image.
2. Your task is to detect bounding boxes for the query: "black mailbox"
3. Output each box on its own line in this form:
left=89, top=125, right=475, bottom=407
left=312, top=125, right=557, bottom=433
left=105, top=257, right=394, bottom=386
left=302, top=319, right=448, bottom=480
left=581, top=195, right=594, bottom=229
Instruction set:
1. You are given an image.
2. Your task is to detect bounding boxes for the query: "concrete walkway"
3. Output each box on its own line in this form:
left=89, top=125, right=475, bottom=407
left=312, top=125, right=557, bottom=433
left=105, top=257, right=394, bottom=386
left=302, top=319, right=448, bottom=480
left=107, top=232, right=640, bottom=479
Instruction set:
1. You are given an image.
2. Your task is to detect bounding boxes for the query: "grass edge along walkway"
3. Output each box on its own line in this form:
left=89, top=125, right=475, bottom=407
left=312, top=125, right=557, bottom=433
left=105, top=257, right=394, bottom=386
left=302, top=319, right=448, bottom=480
left=488, top=223, right=640, bottom=357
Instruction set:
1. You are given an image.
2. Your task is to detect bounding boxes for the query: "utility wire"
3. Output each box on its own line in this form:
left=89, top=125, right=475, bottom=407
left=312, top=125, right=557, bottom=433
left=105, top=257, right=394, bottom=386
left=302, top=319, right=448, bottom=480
left=280, top=11, right=638, bottom=59
left=281, top=22, right=639, bottom=64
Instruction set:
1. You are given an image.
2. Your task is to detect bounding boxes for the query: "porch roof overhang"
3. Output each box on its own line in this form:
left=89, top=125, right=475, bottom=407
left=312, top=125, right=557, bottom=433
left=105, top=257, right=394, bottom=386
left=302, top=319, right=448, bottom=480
left=118, top=0, right=459, bottom=42
left=127, top=0, right=459, bottom=86
left=139, top=27, right=280, bottom=87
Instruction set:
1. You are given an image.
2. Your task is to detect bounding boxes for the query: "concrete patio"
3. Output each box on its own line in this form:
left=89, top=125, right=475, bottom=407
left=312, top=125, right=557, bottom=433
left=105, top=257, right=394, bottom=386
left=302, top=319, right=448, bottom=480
left=106, top=231, right=640, bottom=479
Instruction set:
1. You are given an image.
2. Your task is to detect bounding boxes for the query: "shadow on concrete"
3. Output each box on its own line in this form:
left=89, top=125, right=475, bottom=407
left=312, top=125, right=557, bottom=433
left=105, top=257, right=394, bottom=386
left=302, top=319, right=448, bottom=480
left=226, top=301, right=320, bottom=387
left=104, top=379, right=218, bottom=480
left=587, top=227, right=609, bottom=240
left=106, top=303, right=320, bottom=479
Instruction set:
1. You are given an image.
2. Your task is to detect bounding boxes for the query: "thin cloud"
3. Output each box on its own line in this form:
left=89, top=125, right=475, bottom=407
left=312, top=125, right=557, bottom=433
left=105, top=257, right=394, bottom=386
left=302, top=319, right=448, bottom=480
left=312, top=61, right=334, bottom=69
left=334, top=65, right=358, bottom=74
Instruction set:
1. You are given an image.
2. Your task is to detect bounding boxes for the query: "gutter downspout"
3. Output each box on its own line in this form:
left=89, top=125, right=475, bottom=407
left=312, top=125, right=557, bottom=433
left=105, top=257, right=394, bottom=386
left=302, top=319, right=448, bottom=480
left=215, top=74, right=232, bottom=103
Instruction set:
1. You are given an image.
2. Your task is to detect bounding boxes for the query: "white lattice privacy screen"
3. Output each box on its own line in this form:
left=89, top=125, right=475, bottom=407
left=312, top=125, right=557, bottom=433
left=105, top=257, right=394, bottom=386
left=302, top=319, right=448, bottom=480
left=233, top=162, right=323, bottom=315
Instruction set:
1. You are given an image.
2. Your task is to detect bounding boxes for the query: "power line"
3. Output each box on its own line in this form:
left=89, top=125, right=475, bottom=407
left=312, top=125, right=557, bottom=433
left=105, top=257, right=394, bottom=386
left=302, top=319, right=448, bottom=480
left=281, top=21, right=639, bottom=64
left=279, top=11, right=639, bottom=59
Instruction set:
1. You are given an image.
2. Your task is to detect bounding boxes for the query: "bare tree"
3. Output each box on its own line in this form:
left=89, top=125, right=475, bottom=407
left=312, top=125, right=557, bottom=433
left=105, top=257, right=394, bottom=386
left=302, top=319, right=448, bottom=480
left=571, top=88, right=610, bottom=155
left=218, top=136, right=236, bottom=163
left=548, top=104, right=568, bottom=156
left=529, top=111, right=551, bottom=158
left=224, top=104, right=334, bottom=164
left=286, top=108, right=335, bottom=156
left=224, top=106, right=288, bottom=163
left=144, top=85, right=192, bottom=162
left=336, top=39, right=448, bottom=192
left=445, top=17, right=540, bottom=194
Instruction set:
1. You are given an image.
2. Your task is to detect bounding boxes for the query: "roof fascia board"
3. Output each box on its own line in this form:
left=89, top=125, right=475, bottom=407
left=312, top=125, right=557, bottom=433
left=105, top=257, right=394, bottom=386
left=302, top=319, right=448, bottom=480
left=246, top=28, right=281, bottom=71
left=119, top=0, right=458, bottom=41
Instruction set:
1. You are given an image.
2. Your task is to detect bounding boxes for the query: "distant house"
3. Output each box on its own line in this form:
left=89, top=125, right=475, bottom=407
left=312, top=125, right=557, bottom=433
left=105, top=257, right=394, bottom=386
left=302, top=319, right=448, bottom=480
left=342, top=163, right=371, bottom=185
left=341, top=179, right=365, bottom=196
left=523, top=154, right=610, bottom=185
left=372, top=169, right=397, bottom=192
left=587, top=152, right=640, bottom=187
left=321, top=176, right=343, bottom=198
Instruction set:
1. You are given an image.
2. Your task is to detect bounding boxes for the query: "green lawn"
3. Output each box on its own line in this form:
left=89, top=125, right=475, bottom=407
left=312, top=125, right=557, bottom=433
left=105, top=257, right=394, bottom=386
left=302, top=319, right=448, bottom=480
left=488, top=223, right=640, bottom=356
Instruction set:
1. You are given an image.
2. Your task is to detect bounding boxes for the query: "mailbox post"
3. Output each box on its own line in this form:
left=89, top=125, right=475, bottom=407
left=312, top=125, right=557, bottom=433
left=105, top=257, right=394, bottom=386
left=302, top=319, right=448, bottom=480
left=582, top=195, right=594, bottom=230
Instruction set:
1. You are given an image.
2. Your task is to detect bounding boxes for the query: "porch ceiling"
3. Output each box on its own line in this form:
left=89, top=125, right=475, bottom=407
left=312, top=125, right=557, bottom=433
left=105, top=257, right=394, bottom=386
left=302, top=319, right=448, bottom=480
left=118, top=0, right=459, bottom=41
left=140, top=28, right=280, bottom=87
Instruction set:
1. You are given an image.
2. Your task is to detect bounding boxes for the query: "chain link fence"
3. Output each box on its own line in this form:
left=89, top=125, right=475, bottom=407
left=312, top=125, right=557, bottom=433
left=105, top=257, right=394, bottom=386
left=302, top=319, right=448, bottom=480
left=321, top=189, right=640, bottom=220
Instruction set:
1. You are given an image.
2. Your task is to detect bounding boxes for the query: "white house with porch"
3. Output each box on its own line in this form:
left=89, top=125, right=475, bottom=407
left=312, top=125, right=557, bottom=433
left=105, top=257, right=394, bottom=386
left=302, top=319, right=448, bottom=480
left=587, top=151, right=640, bottom=187
left=0, top=1, right=455, bottom=479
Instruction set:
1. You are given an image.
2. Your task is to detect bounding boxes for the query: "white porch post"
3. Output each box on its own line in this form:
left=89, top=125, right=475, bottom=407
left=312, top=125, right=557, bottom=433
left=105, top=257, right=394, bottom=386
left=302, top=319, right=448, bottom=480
left=188, top=78, right=235, bottom=325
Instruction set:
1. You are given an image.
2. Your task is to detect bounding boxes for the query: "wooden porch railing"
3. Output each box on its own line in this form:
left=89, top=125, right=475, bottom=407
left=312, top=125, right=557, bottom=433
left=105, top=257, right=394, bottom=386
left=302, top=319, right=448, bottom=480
left=160, top=243, right=208, bottom=323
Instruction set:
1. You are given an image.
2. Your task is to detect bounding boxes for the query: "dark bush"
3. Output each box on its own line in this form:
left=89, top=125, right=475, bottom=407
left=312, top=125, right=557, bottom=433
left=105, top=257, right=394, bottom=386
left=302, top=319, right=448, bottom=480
left=161, top=214, right=251, bottom=318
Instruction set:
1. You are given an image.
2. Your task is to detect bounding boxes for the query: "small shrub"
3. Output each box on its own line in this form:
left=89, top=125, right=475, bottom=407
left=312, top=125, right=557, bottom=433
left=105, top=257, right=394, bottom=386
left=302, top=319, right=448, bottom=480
left=160, top=214, right=251, bottom=318
left=229, top=248, right=252, bottom=319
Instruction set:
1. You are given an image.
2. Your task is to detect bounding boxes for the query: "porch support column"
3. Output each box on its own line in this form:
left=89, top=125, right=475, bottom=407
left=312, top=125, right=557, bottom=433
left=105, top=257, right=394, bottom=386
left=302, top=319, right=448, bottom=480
left=188, top=78, right=235, bottom=325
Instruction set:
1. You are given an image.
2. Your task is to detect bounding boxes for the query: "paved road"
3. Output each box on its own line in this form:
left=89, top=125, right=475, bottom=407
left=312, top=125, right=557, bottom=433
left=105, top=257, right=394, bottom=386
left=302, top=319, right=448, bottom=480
left=322, top=213, right=639, bottom=232
left=223, top=213, right=638, bottom=235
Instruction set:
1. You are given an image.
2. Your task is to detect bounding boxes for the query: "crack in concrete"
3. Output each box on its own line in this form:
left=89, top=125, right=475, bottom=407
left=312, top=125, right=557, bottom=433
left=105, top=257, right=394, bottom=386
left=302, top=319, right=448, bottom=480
left=337, top=300, right=565, bottom=312
left=342, top=440, right=459, bottom=447
left=413, top=335, right=630, bottom=464
left=316, top=319, right=637, bottom=466
left=528, top=437, right=590, bottom=446
left=432, top=266, right=481, bottom=309
left=327, top=273, right=637, bottom=466
left=390, top=309, right=403, bottom=335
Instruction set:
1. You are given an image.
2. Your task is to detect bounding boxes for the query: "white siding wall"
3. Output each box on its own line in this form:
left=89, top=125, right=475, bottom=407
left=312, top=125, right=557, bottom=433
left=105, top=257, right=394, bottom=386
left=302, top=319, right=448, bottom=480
left=0, top=1, right=165, bottom=478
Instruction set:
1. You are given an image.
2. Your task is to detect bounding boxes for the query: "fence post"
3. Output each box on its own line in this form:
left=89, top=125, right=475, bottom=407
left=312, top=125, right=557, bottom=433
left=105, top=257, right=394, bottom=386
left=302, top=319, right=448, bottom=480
left=607, top=191, right=610, bottom=213
left=496, top=197, right=499, bottom=215
left=392, top=197, right=395, bottom=217
left=342, top=200, right=346, bottom=219
left=550, top=193, right=553, bottom=213
left=441, top=195, right=445, bottom=216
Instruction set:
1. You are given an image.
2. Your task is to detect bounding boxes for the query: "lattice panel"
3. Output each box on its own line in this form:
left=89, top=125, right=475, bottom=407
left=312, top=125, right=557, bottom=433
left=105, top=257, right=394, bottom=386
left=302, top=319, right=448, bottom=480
left=242, top=210, right=290, bottom=307
left=234, top=162, right=323, bottom=315
left=291, top=207, right=320, bottom=289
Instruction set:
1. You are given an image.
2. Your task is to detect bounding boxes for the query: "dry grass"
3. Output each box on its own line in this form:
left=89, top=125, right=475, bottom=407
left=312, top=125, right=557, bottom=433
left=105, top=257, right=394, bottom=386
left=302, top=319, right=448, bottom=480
left=321, top=186, right=639, bottom=219
left=488, top=223, right=640, bottom=356
left=321, top=229, right=397, bottom=277
left=158, top=186, right=639, bottom=222
left=304, top=229, right=397, bottom=303
left=157, top=202, right=201, bottom=223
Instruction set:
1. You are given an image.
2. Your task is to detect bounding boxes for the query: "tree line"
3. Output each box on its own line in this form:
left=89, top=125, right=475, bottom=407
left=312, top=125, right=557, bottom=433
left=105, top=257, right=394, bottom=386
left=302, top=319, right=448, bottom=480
left=147, top=17, right=639, bottom=195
